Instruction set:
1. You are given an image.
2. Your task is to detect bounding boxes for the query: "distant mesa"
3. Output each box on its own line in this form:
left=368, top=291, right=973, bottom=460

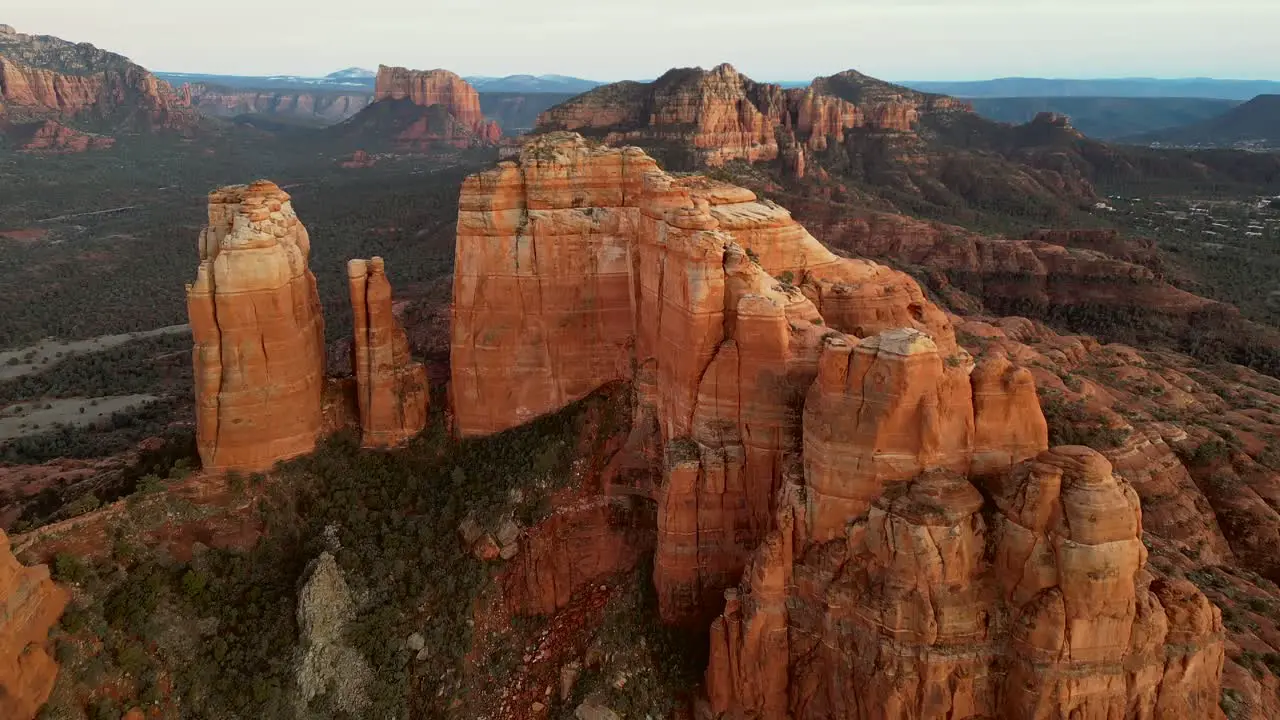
left=333, top=65, right=501, bottom=149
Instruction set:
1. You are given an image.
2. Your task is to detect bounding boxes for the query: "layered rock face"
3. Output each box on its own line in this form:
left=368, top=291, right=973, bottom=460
left=0, top=529, right=69, bottom=720
left=451, top=133, right=1228, bottom=716
left=706, top=390, right=1223, bottom=718
left=0, top=26, right=195, bottom=135
left=366, top=65, right=500, bottom=147
left=347, top=257, right=428, bottom=448
left=185, top=83, right=372, bottom=126
left=186, top=181, right=326, bottom=471
left=453, top=132, right=966, bottom=624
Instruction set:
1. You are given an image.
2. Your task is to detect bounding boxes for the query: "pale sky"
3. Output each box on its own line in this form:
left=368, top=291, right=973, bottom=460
left=6, top=0, right=1279, bottom=81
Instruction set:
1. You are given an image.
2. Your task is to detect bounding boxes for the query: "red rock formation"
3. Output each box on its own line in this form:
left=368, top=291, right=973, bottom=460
left=707, top=439, right=1223, bottom=719
left=0, top=529, right=68, bottom=720
left=186, top=181, right=326, bottom=472
left=0, top=26, right=195, bottom=133
left=370, top=64, right=500, bottom=146
left=7, top=119, right=114, bottom=152
left=453, top=133, right=973, bottom=625
left=347, top=257, right=428, bottom=448
left=535, top=65, right=965, bottom=171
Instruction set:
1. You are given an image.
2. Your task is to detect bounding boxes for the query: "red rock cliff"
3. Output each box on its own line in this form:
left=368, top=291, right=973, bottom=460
left=0, top=529, right=69, bottom=720
left=348, top=257, right=429, bottom=448
left=0, top=25, right=195, bottom=134
left=186, top=181, right=327, bottom=472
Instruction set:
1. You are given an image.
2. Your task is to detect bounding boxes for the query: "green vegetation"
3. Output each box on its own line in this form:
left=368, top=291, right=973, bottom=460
left=44, top=389, right=651, bottom=719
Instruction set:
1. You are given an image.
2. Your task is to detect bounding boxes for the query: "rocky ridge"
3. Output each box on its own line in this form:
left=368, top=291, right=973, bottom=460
left=0, top=25, right=196, bottom=147
left=536, top=64, right=960, bottom=175
left=184, top=83, right=372, bottom=126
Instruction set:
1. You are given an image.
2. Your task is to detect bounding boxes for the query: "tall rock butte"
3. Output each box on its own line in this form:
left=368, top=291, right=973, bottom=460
left=348, top=257, right=429, bottom=447
left=0, top=529, right=69, bottom=720
left=362, top=65, right=501, bottom=147
left=186, top=181, right=327, bottom=472
left=449, top=132, right=1225, bottom=716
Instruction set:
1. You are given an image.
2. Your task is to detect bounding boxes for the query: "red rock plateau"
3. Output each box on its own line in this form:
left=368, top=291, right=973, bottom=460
left=0, top=529, right=68, bottom=720
left=0, top=25, right=195, bottom=147
left=357, top=64, right=501, bottom=148
left=449, top=133, right=1228, bottom=718
left=348, top=257, right=429, bottom=447
left=186, top=181, right=327, bottom=472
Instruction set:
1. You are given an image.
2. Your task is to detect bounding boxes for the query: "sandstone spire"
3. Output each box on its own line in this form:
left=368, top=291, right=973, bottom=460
left=186, top=180, right=326, bottom=472
left=0, top=529, right=69, bottom=720
left=347, top=257, right=429, bottom=447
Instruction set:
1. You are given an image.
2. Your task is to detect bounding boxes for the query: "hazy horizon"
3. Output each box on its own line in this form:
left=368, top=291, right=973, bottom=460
left=6, top=1, right=1280, bottom=82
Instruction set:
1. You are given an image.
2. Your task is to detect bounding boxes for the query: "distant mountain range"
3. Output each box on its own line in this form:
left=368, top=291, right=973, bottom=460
left=1126, top=94, right=1280, bottom=149
left=967, top=97, right=1241, bottom=141
left=902, top=77, right=1280, bottom=100
left=465, top=74, right=603, bottom=93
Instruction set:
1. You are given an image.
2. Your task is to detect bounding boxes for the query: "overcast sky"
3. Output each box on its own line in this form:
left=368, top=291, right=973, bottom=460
left=6, top=0, right=1278, bottom=81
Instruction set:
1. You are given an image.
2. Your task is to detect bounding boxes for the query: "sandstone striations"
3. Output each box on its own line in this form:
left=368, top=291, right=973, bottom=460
left=455, top=132, right=999, bottom=626
left=186, top=181, right=326, bottom=472
left=0, top=25, right=196, bottom=142
left=184, top=83, right=372, bottom=126
left=706, top=445, right=1224, bottom=719
left=347, top=257, right=428, bottom=448
left=0, top=529, right=68, bottom=720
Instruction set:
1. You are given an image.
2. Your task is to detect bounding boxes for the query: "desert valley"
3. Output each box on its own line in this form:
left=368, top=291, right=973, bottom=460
left=4, top=16, right=1280, bottom=720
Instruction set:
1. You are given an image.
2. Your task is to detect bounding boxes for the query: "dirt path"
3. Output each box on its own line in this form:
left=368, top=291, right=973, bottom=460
left=0, top=324, right=190, bottom=381
left=0, top=394, right=159, bottom=441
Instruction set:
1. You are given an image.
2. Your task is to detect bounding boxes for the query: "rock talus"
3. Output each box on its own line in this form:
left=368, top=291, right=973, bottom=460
left=0, top=529, right=69, bottom=720
left=186, top=180, right=326, bottom=472
left=348, top=257, right=428, bottom=448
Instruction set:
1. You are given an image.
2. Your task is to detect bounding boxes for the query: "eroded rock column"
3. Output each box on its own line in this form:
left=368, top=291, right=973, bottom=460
left=348, top=257, right=428, bottom=448
left=186, top=180, right=326, bottom=471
